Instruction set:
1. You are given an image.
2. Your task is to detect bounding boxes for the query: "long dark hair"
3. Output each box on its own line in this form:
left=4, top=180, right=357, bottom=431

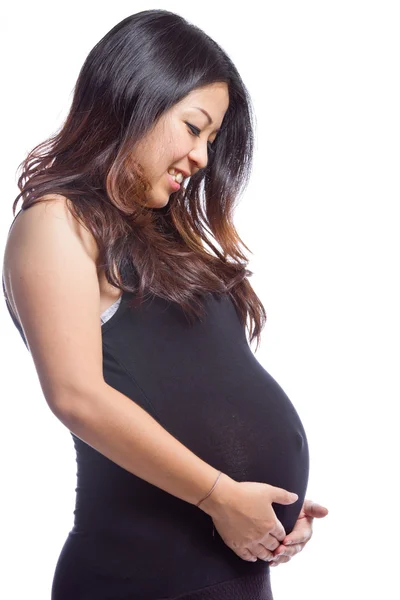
left=12, top=9, right=267, bottom=351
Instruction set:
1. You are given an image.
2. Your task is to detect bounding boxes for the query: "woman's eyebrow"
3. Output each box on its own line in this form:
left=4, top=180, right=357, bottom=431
left=193, top=107, right=221, bottom=133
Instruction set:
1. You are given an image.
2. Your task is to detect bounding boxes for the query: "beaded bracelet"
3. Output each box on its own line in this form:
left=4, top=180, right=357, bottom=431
left=196, top=471, right=222, bottom=507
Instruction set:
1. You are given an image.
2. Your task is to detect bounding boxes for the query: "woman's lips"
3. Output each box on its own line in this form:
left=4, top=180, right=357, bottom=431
left=166, top=171, right=181, bottom=191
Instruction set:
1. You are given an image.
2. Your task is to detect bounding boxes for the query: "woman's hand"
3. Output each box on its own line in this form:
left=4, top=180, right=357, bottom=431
left=200, top=477, right=299, bottom=563
left=269, top=499, right=329, bottom=567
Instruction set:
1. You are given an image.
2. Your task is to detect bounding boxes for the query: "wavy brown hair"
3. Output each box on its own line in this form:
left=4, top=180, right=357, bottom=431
left=12, top=9, right=267, bottom=351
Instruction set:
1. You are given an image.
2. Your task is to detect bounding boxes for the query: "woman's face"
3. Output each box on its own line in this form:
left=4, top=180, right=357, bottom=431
left=132, top=82, right=229, bottom=208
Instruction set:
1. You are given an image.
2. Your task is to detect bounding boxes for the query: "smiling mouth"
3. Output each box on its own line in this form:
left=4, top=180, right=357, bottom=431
left=167, top=167, right=186, bottom=183
left=166, top=171, right=181, bottom=191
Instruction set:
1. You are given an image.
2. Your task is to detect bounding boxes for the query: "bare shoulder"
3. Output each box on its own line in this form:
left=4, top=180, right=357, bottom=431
left=3, top=194, right=100, bottom=322
left=5, top=194, right=99, bottom=264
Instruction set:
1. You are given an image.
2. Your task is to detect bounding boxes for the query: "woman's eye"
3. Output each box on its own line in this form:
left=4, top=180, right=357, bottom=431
left=185, top=122, right=215, bottom=154
left=186, top=122, right=201, bottom=136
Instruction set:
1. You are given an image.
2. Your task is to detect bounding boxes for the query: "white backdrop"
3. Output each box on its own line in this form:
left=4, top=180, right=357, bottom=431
left=1, top=1, right=399, bottom=598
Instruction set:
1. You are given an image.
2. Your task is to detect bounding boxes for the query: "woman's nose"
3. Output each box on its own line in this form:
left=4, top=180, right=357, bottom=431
left=187, top=144, right=209, bottom=171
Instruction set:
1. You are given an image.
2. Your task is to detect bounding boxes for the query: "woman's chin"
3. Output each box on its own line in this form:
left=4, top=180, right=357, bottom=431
left=145, top=195, right=170, bottom=209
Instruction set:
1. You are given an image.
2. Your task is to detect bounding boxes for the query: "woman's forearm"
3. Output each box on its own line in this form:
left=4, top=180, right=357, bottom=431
left=55, top=381, right=235, bottom=512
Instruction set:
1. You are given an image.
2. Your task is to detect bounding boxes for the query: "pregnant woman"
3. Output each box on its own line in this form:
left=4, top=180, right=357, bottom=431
left=2, top=9, right=328, bottom=599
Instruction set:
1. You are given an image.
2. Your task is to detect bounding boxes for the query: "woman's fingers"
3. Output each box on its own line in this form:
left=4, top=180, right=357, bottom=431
left=269, top=499, right=329, bottom=567
left=270, top=555, right=291, bottom=566
left=303, top=500, right=329, bottom=517
left=251, top=543, right=275, bottom=562
left=269, top=541, right=306, bottom=566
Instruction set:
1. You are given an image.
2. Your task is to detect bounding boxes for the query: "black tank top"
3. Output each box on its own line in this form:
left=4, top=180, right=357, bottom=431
left=3, top=208, right=309, bottom=600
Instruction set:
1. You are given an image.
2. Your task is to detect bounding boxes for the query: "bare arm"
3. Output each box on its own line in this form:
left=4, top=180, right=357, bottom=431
left=59, top=381, right=235, bottom=510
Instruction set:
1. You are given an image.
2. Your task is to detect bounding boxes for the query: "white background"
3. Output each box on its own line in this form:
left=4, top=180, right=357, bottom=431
left=1, top=1, right=399, bottom=598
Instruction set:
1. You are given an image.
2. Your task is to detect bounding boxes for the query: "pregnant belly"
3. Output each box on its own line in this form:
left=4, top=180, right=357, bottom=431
left=153, top=356, right=310, bottom=536
left=100, top=340, right=310, bottom=537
